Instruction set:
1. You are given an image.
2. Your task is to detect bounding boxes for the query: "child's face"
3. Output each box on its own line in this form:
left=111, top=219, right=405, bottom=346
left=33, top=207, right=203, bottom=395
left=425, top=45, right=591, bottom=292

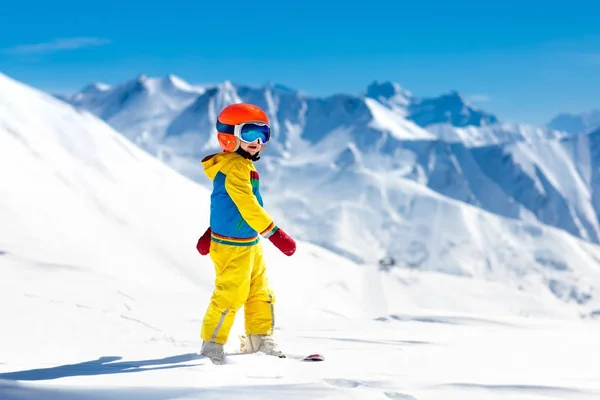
left=240, top=140, right=263, bottom=156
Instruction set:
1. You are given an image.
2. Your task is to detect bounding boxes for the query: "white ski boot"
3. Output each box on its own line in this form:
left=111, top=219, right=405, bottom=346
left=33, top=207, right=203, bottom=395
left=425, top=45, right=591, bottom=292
left=240, top=334, right=285, bottom=358
left=200, top=341, right=225, bottom=365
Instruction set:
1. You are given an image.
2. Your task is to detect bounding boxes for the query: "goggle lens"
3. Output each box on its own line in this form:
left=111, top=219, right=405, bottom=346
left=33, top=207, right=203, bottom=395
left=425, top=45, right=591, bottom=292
left=240, top=123, right=270, bottom=143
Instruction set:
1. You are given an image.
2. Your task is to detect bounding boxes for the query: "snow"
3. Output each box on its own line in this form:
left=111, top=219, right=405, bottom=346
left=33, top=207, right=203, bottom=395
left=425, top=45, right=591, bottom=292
left=62, top=74, right=207, bottom=153
left=52, top=73, right=600, bottom=298
left=364, top=98, right=437, bottom=141
left=506, top=138, right=598, bottom=241
left=424, top=122, right=566, bottom=147
left=51, top=73, right=600, bottom=295
left=364, top=80, right=412, bottom=114
left=3, top=71, right=600, bottom=399
left=3, top=250, right=600, bottom=400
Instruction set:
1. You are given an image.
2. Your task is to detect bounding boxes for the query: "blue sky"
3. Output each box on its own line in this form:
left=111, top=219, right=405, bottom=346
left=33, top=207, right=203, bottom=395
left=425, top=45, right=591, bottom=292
left=1, top=0, right=599, bottom=125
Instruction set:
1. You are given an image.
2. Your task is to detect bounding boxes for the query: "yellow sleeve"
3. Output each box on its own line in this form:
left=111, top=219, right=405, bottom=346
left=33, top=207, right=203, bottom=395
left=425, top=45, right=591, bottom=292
left=224, top=163, right=277, bottom=236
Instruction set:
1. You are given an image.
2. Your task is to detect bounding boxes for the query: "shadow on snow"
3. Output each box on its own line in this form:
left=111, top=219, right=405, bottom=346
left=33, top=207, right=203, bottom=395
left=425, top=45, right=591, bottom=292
left=0, top=353, right=204, bottom=381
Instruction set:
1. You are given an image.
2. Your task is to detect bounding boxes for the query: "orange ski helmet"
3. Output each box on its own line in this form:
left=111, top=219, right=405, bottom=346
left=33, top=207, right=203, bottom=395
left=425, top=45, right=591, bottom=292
left=216, top=103, right=270, bottom=152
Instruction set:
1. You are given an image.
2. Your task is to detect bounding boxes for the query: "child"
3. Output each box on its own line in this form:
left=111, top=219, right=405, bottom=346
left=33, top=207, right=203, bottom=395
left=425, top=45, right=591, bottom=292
left=195, top=103, right=297, bottom=365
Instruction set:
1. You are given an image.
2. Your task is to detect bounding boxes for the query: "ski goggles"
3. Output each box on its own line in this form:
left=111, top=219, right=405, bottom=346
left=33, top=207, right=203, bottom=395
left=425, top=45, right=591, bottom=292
left=216, top=120, right=271, bottom=144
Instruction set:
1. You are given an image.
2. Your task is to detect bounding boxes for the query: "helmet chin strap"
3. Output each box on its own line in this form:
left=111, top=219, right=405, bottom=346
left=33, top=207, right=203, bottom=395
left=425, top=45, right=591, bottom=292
left=236, top=147, right=261, bottom=161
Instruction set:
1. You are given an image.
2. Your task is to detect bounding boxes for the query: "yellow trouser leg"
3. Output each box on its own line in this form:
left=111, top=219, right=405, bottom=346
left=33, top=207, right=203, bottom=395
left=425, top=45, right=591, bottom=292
left=200, top=242, right=254, bottom=345
left=244, top=243, right=276, bottom=336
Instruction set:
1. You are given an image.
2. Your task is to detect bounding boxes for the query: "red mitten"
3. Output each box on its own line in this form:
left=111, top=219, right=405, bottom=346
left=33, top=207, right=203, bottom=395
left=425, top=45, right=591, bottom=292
left=268, top=228, right=296, bottom=256
left=196, top=227, right=211, bottom=255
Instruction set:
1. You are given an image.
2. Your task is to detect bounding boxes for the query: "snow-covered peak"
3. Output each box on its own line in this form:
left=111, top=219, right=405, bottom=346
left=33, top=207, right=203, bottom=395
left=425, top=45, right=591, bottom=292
left=81, top=81, right=111, bottom=94
left=547, top=109, right=600, bottom=135
left=364, top=82, right=498, bottom=130
left=215, top=80, right=243, bottom=105
left=365, top=80, right=412, bottom=106
left=408, top=90, right=499, bottom=127
left=63, top=82, right=111, bottom=104
left=68, top=74, right=204, bottom=106
left=122, top=74, right=205, bottom=96
left=58, top=74, right=209, bottom=150
left=163, top=73, right=198, bottom=92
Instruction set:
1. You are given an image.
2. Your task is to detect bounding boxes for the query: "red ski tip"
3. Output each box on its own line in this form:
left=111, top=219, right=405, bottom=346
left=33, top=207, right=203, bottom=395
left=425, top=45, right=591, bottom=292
left=303, top=354, right=325, bottom=361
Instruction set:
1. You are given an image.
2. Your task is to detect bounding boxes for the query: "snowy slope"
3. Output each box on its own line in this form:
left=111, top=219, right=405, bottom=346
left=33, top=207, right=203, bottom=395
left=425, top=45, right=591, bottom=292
left=263, top=153, right=600, bottom=310
left=375, top=134, right=600, bottom=245
left=390, top=129, right=600, bottom=247
left=0, top=75, right=211, bottom=291
left=424, top=121, right=566, bottom=147
left=3, top=72, right=600, bottom=399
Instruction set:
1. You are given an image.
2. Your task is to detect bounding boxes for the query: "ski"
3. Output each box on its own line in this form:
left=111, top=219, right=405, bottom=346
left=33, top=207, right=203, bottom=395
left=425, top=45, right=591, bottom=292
left=235, top=334, right=325, bottom=362
left=301, top=353, right=325, bottom=362
left=222, top=351, right=325, bottom=362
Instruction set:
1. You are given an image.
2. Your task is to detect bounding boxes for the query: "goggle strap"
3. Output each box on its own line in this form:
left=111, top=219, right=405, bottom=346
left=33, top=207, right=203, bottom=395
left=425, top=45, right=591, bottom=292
left=216, top=121, right=236, bottom=134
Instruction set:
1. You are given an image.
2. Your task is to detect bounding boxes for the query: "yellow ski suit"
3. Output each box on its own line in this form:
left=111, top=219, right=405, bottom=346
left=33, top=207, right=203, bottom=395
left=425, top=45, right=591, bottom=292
left=200, top=151, right=278, bottom=345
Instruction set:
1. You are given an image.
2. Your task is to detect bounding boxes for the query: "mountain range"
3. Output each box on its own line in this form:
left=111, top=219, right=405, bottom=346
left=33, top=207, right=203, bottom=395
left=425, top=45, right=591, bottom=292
left=56, top=74, right=600, bottom=251
left=42, top=72, right=600, bottom=313
left=2, top=70, right=599, bottom=317
left=59, top=74, right=577, bottom=149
